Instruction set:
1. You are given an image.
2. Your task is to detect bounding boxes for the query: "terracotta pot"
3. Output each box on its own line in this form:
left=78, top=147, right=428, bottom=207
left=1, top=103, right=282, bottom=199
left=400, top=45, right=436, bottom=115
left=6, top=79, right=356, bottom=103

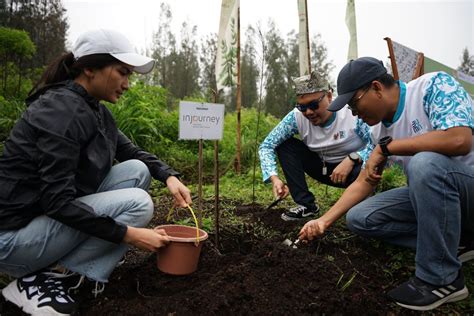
left=155, top=224, right=208, bottom=275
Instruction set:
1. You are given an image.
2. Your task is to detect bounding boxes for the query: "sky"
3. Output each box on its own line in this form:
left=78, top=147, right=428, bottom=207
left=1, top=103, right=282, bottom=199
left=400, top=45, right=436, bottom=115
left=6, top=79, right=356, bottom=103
left=63, top=0, right=473, bottom=81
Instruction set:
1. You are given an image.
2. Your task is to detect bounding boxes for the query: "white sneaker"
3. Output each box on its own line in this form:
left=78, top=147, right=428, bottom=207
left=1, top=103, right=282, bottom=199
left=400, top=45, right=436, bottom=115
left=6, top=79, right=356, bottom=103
left=2, top=271, right=79, bottom=316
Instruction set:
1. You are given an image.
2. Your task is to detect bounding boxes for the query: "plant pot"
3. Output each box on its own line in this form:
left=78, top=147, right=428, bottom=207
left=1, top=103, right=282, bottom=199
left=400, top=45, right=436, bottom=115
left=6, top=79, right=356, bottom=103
left=155, top=224, right=208, bottom=275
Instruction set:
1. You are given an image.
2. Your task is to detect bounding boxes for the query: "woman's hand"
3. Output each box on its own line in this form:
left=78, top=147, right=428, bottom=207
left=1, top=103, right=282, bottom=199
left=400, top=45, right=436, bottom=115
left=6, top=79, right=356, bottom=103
left=123, top=226, right=170, bottom=252
left=166, top=176, right=192, bottom=208
left=299, top=218, right=329, bottom=241
left=330, top=157, right=355, bottom=185
left=270, top=175, right=289, bottom=199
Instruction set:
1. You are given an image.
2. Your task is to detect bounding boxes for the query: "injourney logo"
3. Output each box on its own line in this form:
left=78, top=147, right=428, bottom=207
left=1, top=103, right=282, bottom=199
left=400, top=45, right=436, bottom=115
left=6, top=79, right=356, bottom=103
left=182, top=114, right=221, bottom=125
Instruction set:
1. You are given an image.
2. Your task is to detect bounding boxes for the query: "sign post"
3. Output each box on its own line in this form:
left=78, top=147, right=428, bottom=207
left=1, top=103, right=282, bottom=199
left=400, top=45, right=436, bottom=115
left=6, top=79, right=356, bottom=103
left=179, top=101, right=225, bottom=228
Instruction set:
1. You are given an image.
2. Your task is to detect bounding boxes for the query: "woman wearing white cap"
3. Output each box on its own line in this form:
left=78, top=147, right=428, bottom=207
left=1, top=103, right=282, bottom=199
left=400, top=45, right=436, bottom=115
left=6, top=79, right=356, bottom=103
left=0, top=29, right=191, bottom=315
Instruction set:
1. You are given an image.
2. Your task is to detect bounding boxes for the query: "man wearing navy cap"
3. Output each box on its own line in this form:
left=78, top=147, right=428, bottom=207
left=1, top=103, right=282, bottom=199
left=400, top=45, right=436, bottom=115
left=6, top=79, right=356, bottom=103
left=299, top=57, right=474, bottom=311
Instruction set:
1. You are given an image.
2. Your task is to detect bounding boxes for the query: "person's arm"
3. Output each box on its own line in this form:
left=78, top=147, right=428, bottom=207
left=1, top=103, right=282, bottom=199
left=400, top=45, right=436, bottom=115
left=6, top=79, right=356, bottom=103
left=299, top=165, right=379, bottom=240
left=258, top=110, right=299, bottom=183
left=365, top=127, right=471, bottom=182
left=403, top=71, right=472, bottom=155
left=381, top=127, right=471, bottom=157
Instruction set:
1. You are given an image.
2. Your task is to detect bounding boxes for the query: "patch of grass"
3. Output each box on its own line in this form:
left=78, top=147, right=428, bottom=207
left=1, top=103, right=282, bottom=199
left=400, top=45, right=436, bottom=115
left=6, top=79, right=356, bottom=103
left=175, top=216, right=214, bottom=233
left=377, top=164, right=407, bottom=193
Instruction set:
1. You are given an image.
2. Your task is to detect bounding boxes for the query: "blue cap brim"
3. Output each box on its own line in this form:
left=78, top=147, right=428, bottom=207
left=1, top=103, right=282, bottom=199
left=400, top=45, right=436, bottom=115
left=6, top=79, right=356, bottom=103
left=328, top=91, right=356, bottom=112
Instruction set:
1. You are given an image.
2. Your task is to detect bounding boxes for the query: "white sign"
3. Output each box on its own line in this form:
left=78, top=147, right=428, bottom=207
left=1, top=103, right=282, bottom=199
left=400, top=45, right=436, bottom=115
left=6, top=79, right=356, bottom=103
left=179, top=101, right=225, bottom=140
left=392, top=41, right=419, bottom=82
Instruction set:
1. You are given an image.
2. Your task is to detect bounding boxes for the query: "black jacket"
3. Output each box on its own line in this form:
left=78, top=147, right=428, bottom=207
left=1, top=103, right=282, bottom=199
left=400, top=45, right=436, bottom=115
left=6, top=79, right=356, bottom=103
left=0, top=81, right=179, bottom=243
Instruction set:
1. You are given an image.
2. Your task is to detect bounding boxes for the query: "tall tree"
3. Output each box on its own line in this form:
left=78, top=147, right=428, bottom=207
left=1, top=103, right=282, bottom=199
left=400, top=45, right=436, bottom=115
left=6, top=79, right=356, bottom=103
left=199, top=33, right=218, bottom=101
left=4, top=0, right=68, bottom=68
left=258, top=26, right=333, bottom=118
left=169, top=21, right=200, bottom=99
left=241, top=26, right=258, bottom=108
left=284, top=30, right=300, bottom=109
left=151, top=5, right=200, bottom=100
left=458, top=47, right=474, bottom=76
left=0, top=0, right=7, bottom=26
left=310, top=33, right=335, bottom=87
left=151, top=2, right=176, bottom=88
left=263, top=20, right=289, bottom=117
left=0, top=26, right=35, bottom=97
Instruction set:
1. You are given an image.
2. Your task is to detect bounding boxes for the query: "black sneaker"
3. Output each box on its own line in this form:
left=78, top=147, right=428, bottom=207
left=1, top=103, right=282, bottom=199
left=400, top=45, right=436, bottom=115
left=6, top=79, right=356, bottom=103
left=281, top=204, right=320, bottom=221
left=387, top=271, right=469, bottom=311
left=2, top=271, right=80, bottom=315
left=458, top=241, right=474, bottom=263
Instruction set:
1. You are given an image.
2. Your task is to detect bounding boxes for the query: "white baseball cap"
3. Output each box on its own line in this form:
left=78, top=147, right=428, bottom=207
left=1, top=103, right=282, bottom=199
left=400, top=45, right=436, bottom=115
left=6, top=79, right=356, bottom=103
left=72, top=29, right=155, bottom=74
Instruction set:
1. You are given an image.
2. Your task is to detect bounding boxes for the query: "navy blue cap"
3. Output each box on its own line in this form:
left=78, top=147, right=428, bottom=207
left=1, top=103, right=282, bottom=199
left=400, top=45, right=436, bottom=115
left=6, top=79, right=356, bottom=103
left=328, top=57, right=387, bottom=112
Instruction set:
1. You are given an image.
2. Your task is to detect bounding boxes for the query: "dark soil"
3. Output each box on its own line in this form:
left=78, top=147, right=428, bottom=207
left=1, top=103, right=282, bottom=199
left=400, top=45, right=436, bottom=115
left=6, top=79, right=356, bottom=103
left=0, top=198, right=467, bottom=315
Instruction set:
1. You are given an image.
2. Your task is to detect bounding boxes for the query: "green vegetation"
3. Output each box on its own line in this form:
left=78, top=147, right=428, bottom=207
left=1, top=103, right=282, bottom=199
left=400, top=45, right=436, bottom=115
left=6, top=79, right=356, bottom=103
left=0, top=59, right=470, bottom=311
left=0, top=96, right=25, bottom=152
left=0, top=27, right=36, bottom=99
left=106, top=82, right=279, bottom=181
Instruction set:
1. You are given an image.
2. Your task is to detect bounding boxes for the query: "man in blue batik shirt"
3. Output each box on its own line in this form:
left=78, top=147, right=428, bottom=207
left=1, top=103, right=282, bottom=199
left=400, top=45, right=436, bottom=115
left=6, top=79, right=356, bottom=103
left=300, top=57, right=474, bottom=311
left=258, top=71, right=373, bottom=221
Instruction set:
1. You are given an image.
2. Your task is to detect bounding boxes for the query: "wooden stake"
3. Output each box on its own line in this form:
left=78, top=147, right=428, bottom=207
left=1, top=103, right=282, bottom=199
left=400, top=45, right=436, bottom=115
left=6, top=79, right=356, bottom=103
left=235, top=6, right=242, bottom=175
left=212, top=90, right=220, bottom=247
left=198, top=138, right=203, bottom=227
left=384, top=37, right=399, bottom=80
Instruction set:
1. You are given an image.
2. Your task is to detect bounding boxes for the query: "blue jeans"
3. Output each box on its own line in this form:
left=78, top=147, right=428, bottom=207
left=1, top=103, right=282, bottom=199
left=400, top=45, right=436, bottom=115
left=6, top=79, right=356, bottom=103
left=0, top=159, right=154, bottom=282
left=346, top=152, right=474, bottom=285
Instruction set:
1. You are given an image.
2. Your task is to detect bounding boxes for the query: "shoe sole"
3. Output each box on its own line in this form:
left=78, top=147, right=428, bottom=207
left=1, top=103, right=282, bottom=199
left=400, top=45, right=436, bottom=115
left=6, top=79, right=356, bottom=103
left=2, top=280, right=70, bottom=316
left=281, top=213, right=316, bottom=221
left=396, top=286, right=469, bottom=311
left=458, top=250, right=474, bottom=263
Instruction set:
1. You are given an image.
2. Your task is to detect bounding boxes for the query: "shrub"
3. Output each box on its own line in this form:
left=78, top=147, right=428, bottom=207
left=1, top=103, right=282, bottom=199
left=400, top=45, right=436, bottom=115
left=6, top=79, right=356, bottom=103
left=0, top=96, right=25, bottom=141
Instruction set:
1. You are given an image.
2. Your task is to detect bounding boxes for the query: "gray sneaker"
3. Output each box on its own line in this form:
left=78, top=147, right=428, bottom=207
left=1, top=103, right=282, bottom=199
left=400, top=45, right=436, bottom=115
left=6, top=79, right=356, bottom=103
left=281, top=204, right=320, bottom=221
left=458, top=241, right=474, bottom=263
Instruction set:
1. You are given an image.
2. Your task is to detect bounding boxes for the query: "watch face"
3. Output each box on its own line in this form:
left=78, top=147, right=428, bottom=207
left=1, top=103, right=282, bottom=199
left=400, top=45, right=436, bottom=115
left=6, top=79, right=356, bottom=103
left=349, top=152, right=359, bottom=161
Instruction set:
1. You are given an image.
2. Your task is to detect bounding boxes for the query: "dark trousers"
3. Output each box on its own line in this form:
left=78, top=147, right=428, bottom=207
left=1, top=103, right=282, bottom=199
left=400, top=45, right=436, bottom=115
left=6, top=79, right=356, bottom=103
left=276, top=138, right=361, bottom=208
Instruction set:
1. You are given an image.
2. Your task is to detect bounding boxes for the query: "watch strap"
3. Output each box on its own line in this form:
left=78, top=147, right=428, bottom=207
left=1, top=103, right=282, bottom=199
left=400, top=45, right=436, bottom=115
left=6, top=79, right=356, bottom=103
left=379, top=136, right=393, bottom=157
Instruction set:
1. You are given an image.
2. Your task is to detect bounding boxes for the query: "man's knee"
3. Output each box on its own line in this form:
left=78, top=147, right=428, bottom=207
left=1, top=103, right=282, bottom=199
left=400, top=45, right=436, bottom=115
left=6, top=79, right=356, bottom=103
left=276, top=138, right=304, bottom=157
left=346, top=206, right=366, bottom=234
left=407, top=152, right=444, bottom=184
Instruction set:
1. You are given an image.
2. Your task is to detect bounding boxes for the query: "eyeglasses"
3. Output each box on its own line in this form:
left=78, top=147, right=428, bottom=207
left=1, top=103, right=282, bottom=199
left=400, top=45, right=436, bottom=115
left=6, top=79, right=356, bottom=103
left=295, top=93, right=326, bottom=112
left=347, top=86, right=370, bottom=113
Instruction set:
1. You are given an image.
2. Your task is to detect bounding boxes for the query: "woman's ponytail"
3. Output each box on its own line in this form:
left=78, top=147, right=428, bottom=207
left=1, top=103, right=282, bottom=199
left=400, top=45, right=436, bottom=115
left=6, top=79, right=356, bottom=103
left=28, top=52, right=77, bottom=96
left=29, top=52, right=120, bottom=97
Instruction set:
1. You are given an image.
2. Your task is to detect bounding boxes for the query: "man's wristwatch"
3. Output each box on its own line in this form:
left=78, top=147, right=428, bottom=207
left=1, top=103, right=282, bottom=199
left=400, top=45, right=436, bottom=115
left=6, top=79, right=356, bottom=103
left=378, top=136, right=393, bottom=157
left=348, top=152, right=360, bottom=164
